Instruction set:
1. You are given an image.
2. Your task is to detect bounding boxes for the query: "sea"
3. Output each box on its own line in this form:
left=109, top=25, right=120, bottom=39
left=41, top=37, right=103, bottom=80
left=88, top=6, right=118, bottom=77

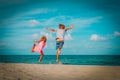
left=0, top=55, right=120, bottom=66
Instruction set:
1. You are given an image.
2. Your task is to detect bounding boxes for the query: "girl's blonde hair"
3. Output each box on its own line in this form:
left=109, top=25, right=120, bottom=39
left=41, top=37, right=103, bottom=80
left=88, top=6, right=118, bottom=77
left=38, top=36, right=47, bottom=43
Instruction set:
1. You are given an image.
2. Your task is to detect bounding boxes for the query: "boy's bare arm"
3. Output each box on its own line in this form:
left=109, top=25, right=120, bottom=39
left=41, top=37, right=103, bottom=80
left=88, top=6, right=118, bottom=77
left=45, top=28, right=56, bottom=32
left=65, top=25, right=74, bottom=31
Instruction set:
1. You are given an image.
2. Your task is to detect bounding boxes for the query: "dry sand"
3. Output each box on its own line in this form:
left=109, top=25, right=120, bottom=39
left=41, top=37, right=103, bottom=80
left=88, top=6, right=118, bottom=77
left=0, top=63, right=120, bottom=80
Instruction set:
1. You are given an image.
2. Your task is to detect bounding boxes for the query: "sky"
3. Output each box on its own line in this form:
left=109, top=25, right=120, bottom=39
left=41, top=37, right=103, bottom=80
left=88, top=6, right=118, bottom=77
left=0, top=0, right=120, bottom=55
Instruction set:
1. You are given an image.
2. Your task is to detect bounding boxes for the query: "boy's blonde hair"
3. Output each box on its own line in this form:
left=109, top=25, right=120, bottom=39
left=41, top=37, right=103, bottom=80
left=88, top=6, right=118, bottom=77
left=59, top=24, right=65, bottom=29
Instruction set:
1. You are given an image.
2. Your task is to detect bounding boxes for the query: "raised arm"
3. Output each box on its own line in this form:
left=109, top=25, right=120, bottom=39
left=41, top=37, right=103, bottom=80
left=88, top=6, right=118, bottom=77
left=45, top=28, right=56, bottom=32
left=65, top=25, right=74, bottom=31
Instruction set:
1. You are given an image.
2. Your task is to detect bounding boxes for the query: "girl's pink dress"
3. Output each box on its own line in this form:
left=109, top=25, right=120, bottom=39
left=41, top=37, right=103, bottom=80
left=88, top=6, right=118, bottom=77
left=34, top=41, right=46, bottom=55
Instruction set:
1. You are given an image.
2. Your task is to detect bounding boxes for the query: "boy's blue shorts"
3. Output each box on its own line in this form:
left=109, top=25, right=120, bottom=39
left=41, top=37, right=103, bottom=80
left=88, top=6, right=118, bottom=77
left=56, top=41, right=64, bottom=50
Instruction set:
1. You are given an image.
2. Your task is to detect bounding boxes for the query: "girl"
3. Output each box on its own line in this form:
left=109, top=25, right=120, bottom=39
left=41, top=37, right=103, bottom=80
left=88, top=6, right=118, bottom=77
left=31, top=36, right=47, bottom=62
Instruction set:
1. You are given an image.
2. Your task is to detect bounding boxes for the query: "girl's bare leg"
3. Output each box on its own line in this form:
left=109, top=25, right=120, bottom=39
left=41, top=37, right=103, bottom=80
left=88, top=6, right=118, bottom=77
left=39, top=50, right=44, bottom=62
left=39, top=55, right=44, bottom=62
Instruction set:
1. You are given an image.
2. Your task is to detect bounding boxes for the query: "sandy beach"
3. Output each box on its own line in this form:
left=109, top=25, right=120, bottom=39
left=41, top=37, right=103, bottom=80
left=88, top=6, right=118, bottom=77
left=0, top=63, right=120, bottom=80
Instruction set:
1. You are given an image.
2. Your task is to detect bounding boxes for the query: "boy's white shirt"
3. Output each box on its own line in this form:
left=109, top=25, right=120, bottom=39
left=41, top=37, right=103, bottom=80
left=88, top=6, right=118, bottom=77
left=56, top=29, right=66, bottom=40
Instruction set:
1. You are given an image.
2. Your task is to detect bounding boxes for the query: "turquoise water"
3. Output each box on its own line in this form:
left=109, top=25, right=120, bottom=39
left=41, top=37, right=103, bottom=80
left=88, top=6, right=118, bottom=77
left=0, top=55, right=120, bottom=66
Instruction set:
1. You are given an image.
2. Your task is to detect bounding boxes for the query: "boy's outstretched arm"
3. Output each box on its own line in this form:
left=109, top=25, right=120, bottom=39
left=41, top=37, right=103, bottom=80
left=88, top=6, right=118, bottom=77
left=45, top=28, right=56, bottom=32
left=65, top=25, right=74, bottom=31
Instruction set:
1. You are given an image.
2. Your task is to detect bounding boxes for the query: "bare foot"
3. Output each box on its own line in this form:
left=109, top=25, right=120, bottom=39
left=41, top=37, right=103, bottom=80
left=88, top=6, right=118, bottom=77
left=56, top=59, right=60, bottom=62
left=38, top=59, right=42, bottom=62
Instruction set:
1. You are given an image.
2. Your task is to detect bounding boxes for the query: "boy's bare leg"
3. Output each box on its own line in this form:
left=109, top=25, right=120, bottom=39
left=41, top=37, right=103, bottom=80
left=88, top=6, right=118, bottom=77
left=56, top=47, right=61, bottom=62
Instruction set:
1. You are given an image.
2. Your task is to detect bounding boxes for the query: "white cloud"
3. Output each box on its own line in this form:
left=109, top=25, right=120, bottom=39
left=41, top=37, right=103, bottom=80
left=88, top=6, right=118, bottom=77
left=32, top=33, right=39, bottom=39
left=41, top=18, right=56, bottom=26
left=90, top=34, right=98, bottom=41
left=114, top=31, right=120, bottom=36
left=29, top=19, right=40, bottom=27
left=90, top=34, right=107, bottom=41
left=90, top=31, right=120, bottom=41
left=40, top=31, right=54, bottom=40
left=37, top=16, right=72, bottom=26
left=5, top=19, right=41, bottom=27
left=65, top=33, right=73, bottom=40
left=69, top=16, right=103, bottom=27
left=26, top=8, right=57, bottom=15
left=2, top=8, right=57, bottom=28
left=3, top=15, right=103, bottom=28
left=37, top=16, right=103, bottom=28
left=45, top=43, right=55, bottom=49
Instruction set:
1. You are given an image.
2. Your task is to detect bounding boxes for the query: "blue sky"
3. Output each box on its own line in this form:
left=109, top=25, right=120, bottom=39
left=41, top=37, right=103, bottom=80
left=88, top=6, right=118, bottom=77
left=0, top=0, right=120, bottom=55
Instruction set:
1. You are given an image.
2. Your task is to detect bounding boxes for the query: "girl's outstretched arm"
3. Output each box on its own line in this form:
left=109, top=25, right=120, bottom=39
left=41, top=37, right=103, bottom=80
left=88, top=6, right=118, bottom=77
left=65, top=25, right=74, bottom=31
left=45, top=28, right=56, bottom=32
left=34, top=40, right=39, bottom=43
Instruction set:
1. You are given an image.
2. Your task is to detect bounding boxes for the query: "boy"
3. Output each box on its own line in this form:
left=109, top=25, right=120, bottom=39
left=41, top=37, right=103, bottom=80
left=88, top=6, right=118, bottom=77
left=45, top=24, right=74, bottom=62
